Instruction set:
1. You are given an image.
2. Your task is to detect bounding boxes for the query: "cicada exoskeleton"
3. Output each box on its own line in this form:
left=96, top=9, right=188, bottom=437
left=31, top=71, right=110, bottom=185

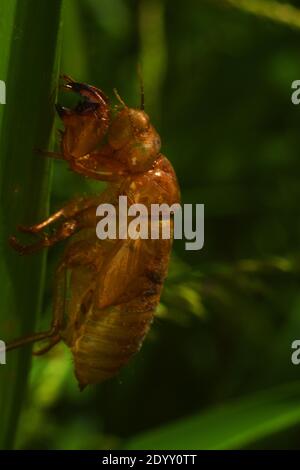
left=8, top=75, right=180, bottom=389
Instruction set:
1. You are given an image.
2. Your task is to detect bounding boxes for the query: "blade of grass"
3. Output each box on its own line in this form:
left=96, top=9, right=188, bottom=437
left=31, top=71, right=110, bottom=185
left=138, top=0, right=167, bottom=123
left=62, top=0, right=89, bottom=80
left=0, top=0, right=64, bottom=449
left=125, top=382, right=300, bottom=450
left=222, top=0, right=300, bottom=30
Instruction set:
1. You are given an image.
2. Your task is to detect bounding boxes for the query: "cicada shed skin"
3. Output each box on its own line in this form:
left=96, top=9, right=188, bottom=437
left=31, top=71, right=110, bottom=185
left=8, top=75, right=180, bottom=389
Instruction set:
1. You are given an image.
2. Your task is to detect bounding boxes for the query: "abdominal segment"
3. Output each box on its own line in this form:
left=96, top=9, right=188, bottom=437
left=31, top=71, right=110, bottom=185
left=71, top=305, right=154, bottom=388
left=59, top=221, right=172, bottom=388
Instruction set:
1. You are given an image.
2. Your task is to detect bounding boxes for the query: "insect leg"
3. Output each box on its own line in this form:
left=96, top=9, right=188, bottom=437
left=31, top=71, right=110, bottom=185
left=32, top=260, right=69, bottom=354
left=33, top=335, right=60, bottom=355
left=18, top=196, right=102, bottom=234
left=18, top=209, right=65, bottom=234
left=6, top=326, right=58, bottom=352
left=7, top=200, right=108, bottom=352
left=35, top=148, right=65, bottom=160
left=10, top=219, right=78, bottom=255
left=6, top=260, right=68, bottom=353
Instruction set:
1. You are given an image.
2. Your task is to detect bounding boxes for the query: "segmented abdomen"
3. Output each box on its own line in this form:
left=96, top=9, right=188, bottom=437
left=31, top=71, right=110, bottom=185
left=60, top=221, right=173, bottom=389
left=71, top=305, right=154, bottom=389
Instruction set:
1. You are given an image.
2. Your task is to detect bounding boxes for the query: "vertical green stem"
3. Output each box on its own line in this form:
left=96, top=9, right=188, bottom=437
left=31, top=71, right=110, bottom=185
left=138, top=0, right=167, bottom=124
left=62, top=0, right=89, bottom=80
left=0, top=0, right=64, bottom=449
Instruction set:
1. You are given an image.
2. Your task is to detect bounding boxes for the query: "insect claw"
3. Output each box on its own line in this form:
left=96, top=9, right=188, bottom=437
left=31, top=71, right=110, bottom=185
left=59, top=74, right=75, bottom=88
left=60, top=75, right=109, bottom=106
left=56, top=103, right=72, bottom=118
left=9, top=236, right=26, bottom=255
left=60, top=73, right=74, bottom=81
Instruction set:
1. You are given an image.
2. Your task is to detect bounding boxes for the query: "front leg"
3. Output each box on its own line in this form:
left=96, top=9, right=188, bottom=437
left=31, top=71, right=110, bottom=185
left=69, top=150, right=128, bottom=182
left=7, top=220, right=106, bottom=354
left=6, top=258, right=70, bottom=354
left=10, top=218, right=79, bottom=255
left=18, top=195, right=103, bottom=235
left=9, top=192, right=109, bottom=255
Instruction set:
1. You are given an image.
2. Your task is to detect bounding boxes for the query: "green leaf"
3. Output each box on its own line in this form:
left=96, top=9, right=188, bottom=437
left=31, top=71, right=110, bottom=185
left=0, top=0, right=64, bottom=449
left=224, top=0, right=300, bottom=30
left=125, top=382, right=300, bottom=449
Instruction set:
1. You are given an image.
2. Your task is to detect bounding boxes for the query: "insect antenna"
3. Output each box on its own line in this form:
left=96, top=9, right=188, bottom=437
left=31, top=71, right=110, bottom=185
left=113, top=88, right=127, bottom=108
left=60, top=73, right=76, bottom=90
left=137, top=63, right=145, bottom=110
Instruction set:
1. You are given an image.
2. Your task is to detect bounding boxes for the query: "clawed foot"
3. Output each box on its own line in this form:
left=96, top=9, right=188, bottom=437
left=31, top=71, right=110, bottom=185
left=35, top=148, right=64, bottom=160
left=9, top=232, right=49, bottom=255
left=9, top=221, right=49, bottom=254
left=9, top=235, right=31, bottom=255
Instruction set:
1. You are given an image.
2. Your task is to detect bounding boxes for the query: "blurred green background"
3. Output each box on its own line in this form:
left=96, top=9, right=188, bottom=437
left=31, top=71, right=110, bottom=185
left=2, top=0, right=300, bottom=450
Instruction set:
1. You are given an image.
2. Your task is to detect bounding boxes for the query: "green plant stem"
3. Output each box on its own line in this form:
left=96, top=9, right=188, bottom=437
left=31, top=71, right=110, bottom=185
left=224, top=0, right=300, bottom=29
left=0, top=0, right=64, bottom=449
left=125, top=381, right=300, bottom=450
